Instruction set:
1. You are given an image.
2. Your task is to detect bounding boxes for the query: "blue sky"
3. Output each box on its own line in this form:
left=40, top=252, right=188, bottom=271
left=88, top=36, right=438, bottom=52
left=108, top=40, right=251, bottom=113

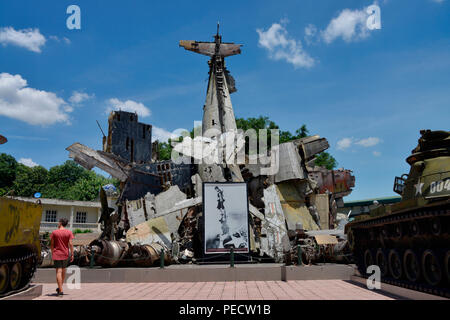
left=0, top=0, right=449, bottom=201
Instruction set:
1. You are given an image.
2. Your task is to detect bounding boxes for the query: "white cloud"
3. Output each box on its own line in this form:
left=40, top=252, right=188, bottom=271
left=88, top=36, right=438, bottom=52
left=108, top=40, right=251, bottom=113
left=49, top=35, right=71, bottom=44
left=337, top=136, right=382, bottom=150
left=69, top=91, right=93, bottom=104
left=304, top=24, right=318, bottom=45
left=355, top=137, right=381, bottom=147
left=7, top=135, right=48, bottom=141
left=322, top=6, right=371, bottom=43
left=106, top=98, right=151, bottom=118
left=0, top=73, right=72, bottom=125
left=257, top=21, right=315, bottom=68
left=152, top=126, right=177, bottom=143
left=372, top=151, right=381, bottom=157
left=337, top=137, right=353, bottom=150
left=19, top=158, right=38, bottom=167
left=0, top=27, right=46, bottom=53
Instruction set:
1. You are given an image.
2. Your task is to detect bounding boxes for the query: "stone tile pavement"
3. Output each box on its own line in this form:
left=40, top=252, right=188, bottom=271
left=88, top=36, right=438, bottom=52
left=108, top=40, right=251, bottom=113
left=34, top=280, right=395, bottom=300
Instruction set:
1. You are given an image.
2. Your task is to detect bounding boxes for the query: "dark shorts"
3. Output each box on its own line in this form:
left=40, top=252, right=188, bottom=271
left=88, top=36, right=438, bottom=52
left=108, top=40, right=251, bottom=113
left=53, top=259, right=69, bottom=268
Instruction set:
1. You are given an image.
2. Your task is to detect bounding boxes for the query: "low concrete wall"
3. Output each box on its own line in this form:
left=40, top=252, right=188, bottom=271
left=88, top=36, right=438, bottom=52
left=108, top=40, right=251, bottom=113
left=34, top=264, right=356, bottom=283
left=282, top=264, right=355, bottom=281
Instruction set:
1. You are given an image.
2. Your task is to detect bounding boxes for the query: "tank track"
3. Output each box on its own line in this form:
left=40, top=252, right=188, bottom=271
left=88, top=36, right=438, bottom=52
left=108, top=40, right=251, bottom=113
left=355, top=254, right=450, bottom=298
left=350, top=204, right=450, bottom=299
left=0, top=252, right=38, bottom=299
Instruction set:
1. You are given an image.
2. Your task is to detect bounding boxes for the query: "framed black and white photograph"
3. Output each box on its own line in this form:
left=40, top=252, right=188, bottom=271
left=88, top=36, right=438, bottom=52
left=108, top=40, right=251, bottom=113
left=203, top=182, right=249, bottom=254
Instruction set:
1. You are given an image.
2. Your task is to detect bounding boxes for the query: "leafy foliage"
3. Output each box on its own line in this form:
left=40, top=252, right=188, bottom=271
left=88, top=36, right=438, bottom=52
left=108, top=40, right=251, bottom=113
left=313, top=152, right=337, bottom=170
left=0, top=155, right=119, bottom=201
left=66, top=171, right=113, bottom=201
left=235, top=117, right=336, bottom=169
left=0, top=153, right=17, bottom=191
left=12, top=164, right=48, bottom=197
left=73, top=229, right=93, bottom=234
left=158, top=141, right=173, bottom=161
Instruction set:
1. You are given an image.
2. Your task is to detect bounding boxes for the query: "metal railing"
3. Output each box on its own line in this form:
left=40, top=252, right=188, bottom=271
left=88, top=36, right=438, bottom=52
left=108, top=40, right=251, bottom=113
left=40, top=222, right=99, bottom=231
left=71, top=222, right=99, bottom=230
left=40, top=222, right=58, bottom=230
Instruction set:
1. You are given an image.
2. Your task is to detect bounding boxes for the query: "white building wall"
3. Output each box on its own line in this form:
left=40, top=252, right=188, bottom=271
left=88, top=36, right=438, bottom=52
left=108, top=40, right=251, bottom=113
left=12, top=196, right=103, bottom=234
left=40, top=203, right=100, bottom=233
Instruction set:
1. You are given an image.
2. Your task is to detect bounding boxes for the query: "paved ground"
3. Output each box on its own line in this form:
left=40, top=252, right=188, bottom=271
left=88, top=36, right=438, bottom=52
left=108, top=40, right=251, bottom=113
left=34, top=280, right=395, bottom=300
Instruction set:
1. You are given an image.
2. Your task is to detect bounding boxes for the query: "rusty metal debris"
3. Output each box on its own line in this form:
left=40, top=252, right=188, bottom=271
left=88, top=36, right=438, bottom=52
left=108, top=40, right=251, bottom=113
left=0, top=134, right=7, bottom=145
left=129, top=243, right=170, bottom=267
left=89, top=239, right=129, bottom=267
left=52, top=26, right=355, bottom=268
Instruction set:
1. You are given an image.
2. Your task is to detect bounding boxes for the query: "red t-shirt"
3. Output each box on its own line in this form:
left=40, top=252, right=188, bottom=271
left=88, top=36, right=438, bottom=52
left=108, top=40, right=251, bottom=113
left=50, top=229, right=74, bottom=260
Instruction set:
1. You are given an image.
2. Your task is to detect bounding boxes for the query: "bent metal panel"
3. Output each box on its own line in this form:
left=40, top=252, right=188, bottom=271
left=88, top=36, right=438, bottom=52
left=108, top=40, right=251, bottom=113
left=203, top=182, right=249, bottom=254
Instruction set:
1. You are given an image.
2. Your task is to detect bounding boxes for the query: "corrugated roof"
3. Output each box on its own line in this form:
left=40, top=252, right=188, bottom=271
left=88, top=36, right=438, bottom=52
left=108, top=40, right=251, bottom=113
left=343, top=196, right=401, bottom=207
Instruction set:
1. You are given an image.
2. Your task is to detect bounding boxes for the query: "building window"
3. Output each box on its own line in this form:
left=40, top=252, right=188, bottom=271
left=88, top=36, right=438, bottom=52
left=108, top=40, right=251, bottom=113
left=45, top=210, right=57, bottom=222
left=76, top=212, right=87, bottom=224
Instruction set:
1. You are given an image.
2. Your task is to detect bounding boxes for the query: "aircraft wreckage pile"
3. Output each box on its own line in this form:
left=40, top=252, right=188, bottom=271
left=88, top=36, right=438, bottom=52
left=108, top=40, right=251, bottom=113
left=41, top=27, right=355, bottom=268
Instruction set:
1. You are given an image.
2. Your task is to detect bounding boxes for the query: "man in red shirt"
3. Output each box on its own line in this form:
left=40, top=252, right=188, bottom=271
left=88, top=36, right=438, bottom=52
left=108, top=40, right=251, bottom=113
left=50, top=218, right=74, bottom=296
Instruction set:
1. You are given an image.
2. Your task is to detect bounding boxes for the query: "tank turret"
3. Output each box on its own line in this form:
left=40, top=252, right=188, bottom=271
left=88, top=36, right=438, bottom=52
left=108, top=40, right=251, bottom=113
left=394, top=130, right=450, bottom=203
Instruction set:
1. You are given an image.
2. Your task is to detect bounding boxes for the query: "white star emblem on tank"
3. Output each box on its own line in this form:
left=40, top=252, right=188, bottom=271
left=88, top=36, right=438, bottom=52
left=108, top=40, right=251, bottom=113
left=414, top=181, right=424, bottom=195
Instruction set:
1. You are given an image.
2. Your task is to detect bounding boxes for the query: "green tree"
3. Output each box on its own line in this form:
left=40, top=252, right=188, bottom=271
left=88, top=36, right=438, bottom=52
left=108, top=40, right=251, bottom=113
left=42, top=160, right=89, bottom=199
left=0, top=153, right=18, bottom=194
left=236, top=116, right=278, bottom=132
left=46, top=160, right=88, bottom=185
left=295, top=124, right=309, bottom=139
left=158, top=140, right=173, bottom=161
left=235, top=116, right=280, bottom=153
left=12, top=164, right=48, bottom=197
left=313, top=152, right=337, bottom=170
left=236, top=117, right=337, bottom=169
left=279, top=130, right=293, bottom=144
left=0, top=154, right=119, bottom=200
left=66, top=171, right=112, bottom=201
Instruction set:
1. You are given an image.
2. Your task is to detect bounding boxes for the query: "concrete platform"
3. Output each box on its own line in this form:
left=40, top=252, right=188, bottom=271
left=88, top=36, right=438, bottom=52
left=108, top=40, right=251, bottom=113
left=34, top=263, right=356, bottom=283
left=35, top=280, right=395, bottom=300
left=0, top=284, right=43, bottom=300
left=282, top=264, right=355, bottom=281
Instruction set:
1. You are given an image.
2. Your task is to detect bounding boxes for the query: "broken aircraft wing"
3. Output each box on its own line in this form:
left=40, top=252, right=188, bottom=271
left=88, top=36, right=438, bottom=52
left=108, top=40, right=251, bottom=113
left=66, top=142, right=129, bottom=181
left=293, top=135, right=329, bottom=162
left=179, top=40, right=242, bottom=57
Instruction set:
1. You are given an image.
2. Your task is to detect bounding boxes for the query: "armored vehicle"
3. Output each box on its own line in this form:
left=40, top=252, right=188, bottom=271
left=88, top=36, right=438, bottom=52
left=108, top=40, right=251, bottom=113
left=0, top=198, right=42, bottom=296
left=345, top=130, right=450, bottom=297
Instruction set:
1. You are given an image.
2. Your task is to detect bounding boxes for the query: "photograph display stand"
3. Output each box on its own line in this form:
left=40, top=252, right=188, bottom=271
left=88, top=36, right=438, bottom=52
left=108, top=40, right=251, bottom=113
left=201, top=182, right=250, bottom=263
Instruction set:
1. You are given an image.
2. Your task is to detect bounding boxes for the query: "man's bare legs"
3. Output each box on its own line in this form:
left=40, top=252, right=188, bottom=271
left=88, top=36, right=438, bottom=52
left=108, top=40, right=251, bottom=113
left=56, top=268, right=64, bottom=294
left=62, top=268, right=66, bottom=288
